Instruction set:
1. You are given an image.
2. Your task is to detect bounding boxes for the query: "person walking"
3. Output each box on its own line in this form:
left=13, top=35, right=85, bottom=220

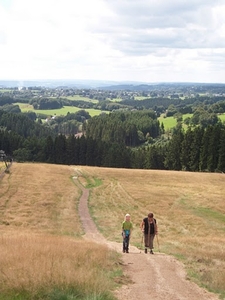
left=140, top=212, right=158, bottom=254
left=122, top=213, right=133, bottom=253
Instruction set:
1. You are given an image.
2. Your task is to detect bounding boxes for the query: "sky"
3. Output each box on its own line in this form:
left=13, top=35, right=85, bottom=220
left=0, top=0, right=225, bottom=83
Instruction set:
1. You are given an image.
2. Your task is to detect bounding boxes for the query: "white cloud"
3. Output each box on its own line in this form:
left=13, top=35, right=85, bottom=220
left=0, top=0, right=225, bottom=82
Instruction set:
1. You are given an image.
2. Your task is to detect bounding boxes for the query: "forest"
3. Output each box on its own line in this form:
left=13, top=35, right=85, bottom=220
left=1, top=83, right=225, bottom=172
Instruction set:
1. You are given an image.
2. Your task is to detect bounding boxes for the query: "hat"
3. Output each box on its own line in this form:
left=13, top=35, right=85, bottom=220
left=125, top=214, right=130, bottom=217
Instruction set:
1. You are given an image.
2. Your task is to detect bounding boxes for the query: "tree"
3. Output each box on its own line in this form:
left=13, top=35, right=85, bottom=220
left=54, top=134, right=67, bottom=164
left=44, top=136, right=55, bottom=163
left=164, top=124, right=184, bottom=170
left=217, top=128, right=225, bottom=172
left=206, top=124, right=221, bottom=172
left=13, top=148, right=32, bottom=162
left=189, top=127, right=204, bottom=171
left=181, top=128, right=194, bottom=171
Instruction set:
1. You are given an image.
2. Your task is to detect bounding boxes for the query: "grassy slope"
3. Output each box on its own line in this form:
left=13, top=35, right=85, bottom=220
left=0, top=163, right=225, bottom=298
left=0, top=163, right=119, bottom=299
left=81, top=166, right=225, bottom=297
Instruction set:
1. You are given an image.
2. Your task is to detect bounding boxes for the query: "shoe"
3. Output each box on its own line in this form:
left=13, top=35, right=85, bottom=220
left=126, top=250, right=129, bottom=253
left=144, top=248, right=147, bottom=254
left=150, top=250, right=154, bottom=254
left=123, top=249, right=125, bottom=253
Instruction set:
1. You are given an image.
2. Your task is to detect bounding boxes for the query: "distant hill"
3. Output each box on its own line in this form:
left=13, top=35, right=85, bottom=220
left=98, top=82, right=225, bottom=91
left=0, top=79, right=144, bottom=89
left=1, top=79, right=225, bottom=91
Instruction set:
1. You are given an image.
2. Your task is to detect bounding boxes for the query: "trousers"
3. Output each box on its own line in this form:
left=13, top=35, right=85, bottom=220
left=123, top=235, right=130, bottom=251
left=144, top=233, right=155, bottom=249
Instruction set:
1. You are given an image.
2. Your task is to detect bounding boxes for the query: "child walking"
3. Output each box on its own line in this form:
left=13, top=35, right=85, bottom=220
left=122, top=213, right=133, bottom=253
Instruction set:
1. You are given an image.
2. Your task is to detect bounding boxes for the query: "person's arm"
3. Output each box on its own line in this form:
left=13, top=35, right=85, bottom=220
left=122, top=223, right=125, bottom=238
left=140, top=220, right=144, bottom=232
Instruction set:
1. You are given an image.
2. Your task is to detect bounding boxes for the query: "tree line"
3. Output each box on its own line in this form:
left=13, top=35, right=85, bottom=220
left=1, top=109, right=225, bottom=172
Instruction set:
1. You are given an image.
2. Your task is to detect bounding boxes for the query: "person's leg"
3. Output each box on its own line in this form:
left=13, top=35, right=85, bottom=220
left=125, top=236, right=129, bottom=253
left=123, top=236, right=126, bottom=253
left=144, top=234, right=149, bottom=253
left=149, top=234, right=155, bottom=253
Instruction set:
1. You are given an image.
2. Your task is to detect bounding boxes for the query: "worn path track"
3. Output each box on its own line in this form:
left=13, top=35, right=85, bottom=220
left=75, top=177, right=219, bottom=300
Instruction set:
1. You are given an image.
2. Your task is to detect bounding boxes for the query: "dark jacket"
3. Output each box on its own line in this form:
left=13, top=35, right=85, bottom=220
left=143, top=217, right=157, bottom=235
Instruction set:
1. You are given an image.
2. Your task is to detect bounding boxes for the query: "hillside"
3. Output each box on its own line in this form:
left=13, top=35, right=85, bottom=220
left=0, top=163, right=224, bottom=299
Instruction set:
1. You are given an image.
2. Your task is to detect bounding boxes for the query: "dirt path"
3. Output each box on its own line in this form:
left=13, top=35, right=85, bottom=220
left=75, top=178, right=219, bottom=300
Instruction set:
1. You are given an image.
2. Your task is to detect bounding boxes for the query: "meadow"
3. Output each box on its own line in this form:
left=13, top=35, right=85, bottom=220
left=219, top=113, right=225, bottom=122
left=157, top=114, right=186, bottom=130
left=0, top=163, right=225, bottom=299
left=17, top=103, right=108, bottom=117
left=65, top=95, right=98, bottom=103
left=159, top=113, right=225, bottom=130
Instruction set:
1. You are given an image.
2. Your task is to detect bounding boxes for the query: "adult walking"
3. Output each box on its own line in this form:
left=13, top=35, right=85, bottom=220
left=140, top=212, right=158, bottom=254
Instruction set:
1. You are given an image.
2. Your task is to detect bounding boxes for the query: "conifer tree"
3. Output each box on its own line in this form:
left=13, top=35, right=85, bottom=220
left=217, top=128, right=225, bottom=172
left=164, top=124, right=184, bottom=170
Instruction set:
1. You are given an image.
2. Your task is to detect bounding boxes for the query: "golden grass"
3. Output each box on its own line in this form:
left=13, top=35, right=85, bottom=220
left=0, top=163, right=120, bottom=298
left=0, top=233, right=117, bottom=297
left=0, top=163, right=82, bottom=236
left=78, top=166, right=225, bottom=295
left=1, top=163, right=225, bottom=297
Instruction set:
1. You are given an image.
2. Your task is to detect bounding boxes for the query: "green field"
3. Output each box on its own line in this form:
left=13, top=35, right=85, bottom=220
left=16, top=103, right=108, bottom=117
left=66, top=95, right=98, bottom=103
left=158, top=115, right=177, bottom=130
left=219, top=113, right=225, bottom=122
left=110, top=97, right=123, bottom=102
left=134, top=96, right=150, bottom=100
left=158, top=114, right=192, bottom=130
left=0, top=89, right=12, bottom=93
left=159, top=113, right=225, bottom=130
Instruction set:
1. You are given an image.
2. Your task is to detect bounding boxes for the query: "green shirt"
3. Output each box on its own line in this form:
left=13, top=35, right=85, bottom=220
left=122, top=221, right=133, bottom=236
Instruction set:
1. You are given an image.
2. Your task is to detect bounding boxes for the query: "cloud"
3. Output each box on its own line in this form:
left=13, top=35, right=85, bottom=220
left=0, top=0, right=225, bottom=82
left=98, top=0, right=225, bottom=52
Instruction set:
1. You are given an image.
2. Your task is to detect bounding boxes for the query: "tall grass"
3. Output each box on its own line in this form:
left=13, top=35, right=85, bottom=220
left=0, top=234, right=119, bottom=299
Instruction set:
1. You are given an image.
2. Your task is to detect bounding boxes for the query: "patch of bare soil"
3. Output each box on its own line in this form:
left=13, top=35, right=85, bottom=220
left=75, top=178, right=219, bottom=300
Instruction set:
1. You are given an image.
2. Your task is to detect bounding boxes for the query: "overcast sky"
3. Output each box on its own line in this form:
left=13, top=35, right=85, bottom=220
left=0, top=0, right=225, bottom=83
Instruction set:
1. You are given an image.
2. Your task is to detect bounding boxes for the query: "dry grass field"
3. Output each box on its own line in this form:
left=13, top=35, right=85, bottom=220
left=0, top=163, right=225, bottom=299
left=0, top=163, right=81, bottom=236
left=78, top=166, right=225, bottom=297
left=0, top=163, right=120, bottom=299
